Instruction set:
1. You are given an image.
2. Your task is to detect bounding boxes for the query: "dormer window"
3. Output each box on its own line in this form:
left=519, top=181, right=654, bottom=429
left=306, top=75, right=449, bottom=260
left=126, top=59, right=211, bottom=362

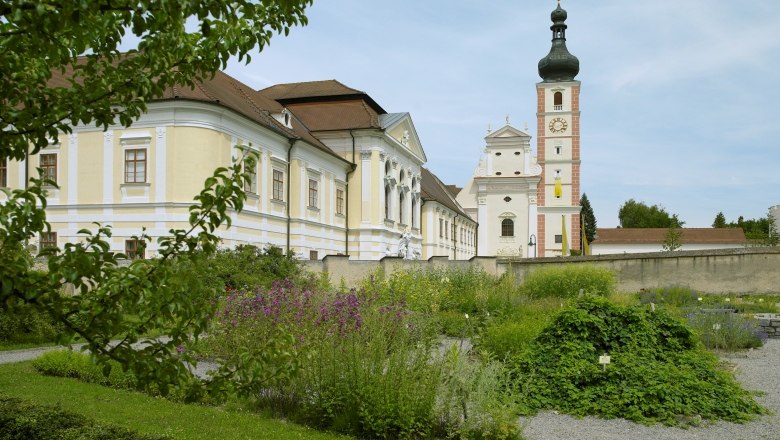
left=553, top=92, right=563, bottom=111
left=276, top=108, right=293, bottom=128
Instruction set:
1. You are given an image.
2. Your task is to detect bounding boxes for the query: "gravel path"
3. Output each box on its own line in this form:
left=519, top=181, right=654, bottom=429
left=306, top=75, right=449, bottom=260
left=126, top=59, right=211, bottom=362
left=519, top=338, right=780, bottom=440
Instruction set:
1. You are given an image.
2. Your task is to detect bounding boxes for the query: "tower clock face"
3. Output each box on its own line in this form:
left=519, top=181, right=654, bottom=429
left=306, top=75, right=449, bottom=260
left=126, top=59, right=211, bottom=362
left=548, top=117, right=568, bottom=134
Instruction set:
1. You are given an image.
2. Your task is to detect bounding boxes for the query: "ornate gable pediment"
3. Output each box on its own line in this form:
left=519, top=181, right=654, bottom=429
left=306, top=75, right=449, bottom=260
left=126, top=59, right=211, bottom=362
left=486, top=125, right=531, bottom=140
left=380, top=113, right=427, bottom=163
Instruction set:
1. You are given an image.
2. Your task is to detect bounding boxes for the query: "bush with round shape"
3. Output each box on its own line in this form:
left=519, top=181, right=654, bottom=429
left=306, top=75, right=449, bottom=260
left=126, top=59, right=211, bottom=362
left=512, top=295, right=766, bottom=425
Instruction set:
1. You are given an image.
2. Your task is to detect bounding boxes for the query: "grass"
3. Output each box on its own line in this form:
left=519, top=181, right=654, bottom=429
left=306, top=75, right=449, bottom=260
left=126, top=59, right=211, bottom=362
left=0, top=362, right=350, bottom=440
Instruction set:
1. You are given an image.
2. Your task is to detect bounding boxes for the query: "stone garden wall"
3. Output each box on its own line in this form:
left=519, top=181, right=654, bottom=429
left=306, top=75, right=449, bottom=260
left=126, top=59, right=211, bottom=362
left=755, top=313, right=780, bottom=338
left=304, top=247, right=780, bottom=295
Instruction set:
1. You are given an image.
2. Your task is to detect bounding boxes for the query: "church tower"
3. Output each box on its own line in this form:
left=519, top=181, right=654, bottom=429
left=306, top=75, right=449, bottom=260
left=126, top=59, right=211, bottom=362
left=536, top=1, right=581, bottom=256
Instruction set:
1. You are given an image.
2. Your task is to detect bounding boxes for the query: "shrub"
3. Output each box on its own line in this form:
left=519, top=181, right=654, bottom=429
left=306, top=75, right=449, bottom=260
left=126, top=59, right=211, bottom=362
left=0, top=395, right=168, bottom=439
left=32, top=350, right=137, bottom=390
left=687, top=312, right=767, bottom=350
left=511, top=295, right=766, bottom=425
left=479, top=317, right=548, bottom=360
left=639, top=286, right=701, bottom=307
left=434, top=347, right=521, bottom=440
left=204, top=279, right=518, bottom=439
left=0, top=298, right=62, bottom=345
left=520, top=265, right=615, bottom=299
left=207, top=245, right=303, bottom=290
left=364, top=266, right=520, bottom=318
left=477, top=298, right=563, bottom=359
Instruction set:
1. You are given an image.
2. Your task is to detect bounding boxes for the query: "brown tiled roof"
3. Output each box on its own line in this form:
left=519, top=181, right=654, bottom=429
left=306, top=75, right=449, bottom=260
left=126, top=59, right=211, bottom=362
left=157, top=72, right=344, bottom=160
left=50, top=63, right=348, bottom=163
left=160, top=71, right=287, bottom=132
left=259, top=79, right=386, bottom=115
left=593, top=228, right=747, bottom=244
left=421, top=168, right=471, bottom=220
left=259, top=79, right=363, bottom=100
left=283, top=101, right=381, bottom=131
left=445, top=185, right=462, bottom=198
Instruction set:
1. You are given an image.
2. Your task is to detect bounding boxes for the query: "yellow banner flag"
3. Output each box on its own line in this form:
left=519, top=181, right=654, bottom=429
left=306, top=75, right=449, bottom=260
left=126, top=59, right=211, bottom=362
left=581, top=219, right=590, bottom=255
left=554, top=178, right=562, bottom=198
left=562, top=215, right=569, bottom=256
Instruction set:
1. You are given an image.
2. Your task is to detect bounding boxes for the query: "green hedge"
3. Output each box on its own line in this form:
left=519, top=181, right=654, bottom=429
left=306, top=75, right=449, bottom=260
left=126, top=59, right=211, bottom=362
left=0, top=395, right=168, bottom=439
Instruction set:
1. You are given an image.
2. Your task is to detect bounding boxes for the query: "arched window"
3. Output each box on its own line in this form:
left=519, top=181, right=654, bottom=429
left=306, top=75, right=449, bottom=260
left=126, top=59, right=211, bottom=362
left=399, top=191, right=405, bottom=224
left=553, top=92, right=563, bottom=111
left=501, top=219, right=514, bottom=237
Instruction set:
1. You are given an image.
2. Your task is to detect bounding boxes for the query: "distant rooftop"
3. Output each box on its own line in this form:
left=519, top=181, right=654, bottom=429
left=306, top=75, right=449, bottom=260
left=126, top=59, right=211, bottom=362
left=593, top=228, right=746, bottom=245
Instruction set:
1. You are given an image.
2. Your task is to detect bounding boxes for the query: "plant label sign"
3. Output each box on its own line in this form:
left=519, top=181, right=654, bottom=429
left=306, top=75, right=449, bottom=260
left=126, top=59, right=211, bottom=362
left=599, top=354, right=611, bottom=370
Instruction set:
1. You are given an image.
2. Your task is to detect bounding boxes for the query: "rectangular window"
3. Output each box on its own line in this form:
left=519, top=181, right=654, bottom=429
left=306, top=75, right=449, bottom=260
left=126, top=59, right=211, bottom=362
left=555, top=146, right=562, bottom=155
left=39, top=231, right=57, bottom=250
left=125, top=239, right=144, bottom=260
left=272, top=169, right=284, bottom=201
left=40, top=153, right=57, bottom=184
left=309, top=250, right=319, bottom=260
left=336, top=188, right=344, bottom=215
left=555, top=234, right=563, bottom=244
left=243, top=162, right=257, bottom=193
left=124, top=149, right=147, bottom=183
left=445, top=221, right=449, bottom=239
left=439, top=219, right=444, bottom=238
left=308, top=179, right=318, bottom=208
left=0, top=158, right=6, bottom=187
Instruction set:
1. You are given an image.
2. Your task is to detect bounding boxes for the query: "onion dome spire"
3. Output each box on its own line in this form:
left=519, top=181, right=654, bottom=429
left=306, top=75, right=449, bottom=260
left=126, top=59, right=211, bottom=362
left=538, top=1, right=580, bottom=82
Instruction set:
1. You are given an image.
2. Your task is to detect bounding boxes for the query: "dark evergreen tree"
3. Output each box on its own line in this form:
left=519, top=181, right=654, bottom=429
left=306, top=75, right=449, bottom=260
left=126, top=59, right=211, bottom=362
left=580, top=193, right=597, bottom=244
left=712, top=212, right=727, bottom=228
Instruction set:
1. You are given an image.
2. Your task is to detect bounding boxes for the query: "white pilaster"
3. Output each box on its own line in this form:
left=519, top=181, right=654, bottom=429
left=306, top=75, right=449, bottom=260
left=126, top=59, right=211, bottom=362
left=17, top=157, right=25, bottom=188
left=261, top=150, right=270, bottom=213
left=528, top=197, right=538, bottom=258
left=155, top=127, right=166, bottom=203
left=477, top=196, right=488, bottom=256
left=102, top=130, right=114, bottom=206
left=67, top=133, right=78, bottom=205
left=361, top=150, right=371, bottom=224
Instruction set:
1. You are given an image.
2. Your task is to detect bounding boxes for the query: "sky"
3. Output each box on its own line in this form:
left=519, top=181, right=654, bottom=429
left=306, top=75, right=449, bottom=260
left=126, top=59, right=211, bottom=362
left=224, top=0, right=780, bottom=228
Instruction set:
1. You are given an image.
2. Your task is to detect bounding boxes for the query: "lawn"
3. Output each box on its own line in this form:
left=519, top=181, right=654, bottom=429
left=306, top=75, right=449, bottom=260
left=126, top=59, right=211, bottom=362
left=0, top=362, right=350, bottom=440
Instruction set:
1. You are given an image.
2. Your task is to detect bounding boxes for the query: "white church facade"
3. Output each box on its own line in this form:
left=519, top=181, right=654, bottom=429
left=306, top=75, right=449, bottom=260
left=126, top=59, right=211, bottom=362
left=456, top=2, right=583, bottom=258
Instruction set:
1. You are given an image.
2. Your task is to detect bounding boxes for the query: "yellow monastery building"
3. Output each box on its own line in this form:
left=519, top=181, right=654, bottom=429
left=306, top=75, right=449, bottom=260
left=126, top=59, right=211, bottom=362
left=0, top=73, right=476, bottom=261
left=0, top=3, right=583, bottom=261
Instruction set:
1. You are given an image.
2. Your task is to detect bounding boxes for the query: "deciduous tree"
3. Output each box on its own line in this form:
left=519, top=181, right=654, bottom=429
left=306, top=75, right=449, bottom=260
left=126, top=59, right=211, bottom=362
left=618, top=199, right=684, bottom=228
left=662, top=227, right=682, bottom=252
left=0, top=0, right=312, bottom=397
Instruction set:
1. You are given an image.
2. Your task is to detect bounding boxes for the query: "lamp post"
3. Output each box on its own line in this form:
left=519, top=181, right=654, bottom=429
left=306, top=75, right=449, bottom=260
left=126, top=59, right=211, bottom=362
left=528, top=234, right=537, bottom=258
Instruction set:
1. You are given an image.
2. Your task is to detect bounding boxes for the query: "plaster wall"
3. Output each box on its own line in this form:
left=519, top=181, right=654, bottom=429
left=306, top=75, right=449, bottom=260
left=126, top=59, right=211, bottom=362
left=591, top=243, right=746, bottom=255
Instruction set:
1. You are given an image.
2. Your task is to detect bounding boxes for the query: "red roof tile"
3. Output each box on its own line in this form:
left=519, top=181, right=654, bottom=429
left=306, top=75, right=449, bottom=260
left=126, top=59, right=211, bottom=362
left=593, top=228, right=747, bottom=244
